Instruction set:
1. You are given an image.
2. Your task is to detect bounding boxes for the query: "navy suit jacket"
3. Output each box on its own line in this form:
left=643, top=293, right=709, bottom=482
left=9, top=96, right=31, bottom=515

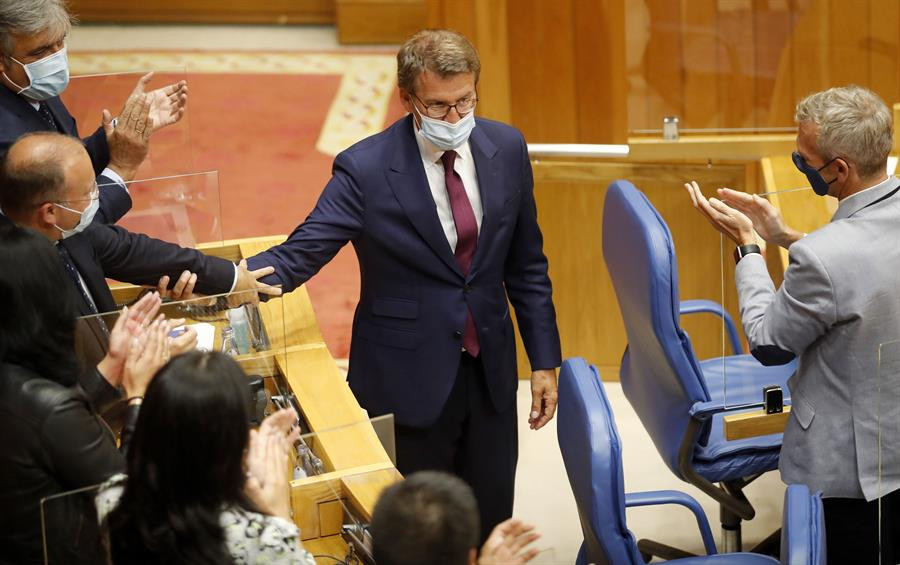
left=247, top=115, right=561, bottom=427
left=0, top=85, right=131, bottom=224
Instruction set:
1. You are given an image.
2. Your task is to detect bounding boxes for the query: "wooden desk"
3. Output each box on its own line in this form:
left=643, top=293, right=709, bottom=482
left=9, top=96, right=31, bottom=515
left=108, top=235, right=402, bottom=557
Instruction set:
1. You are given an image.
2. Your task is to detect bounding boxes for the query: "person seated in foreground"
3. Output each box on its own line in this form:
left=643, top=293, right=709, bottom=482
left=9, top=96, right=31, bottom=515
left=371, top=471, right=542, bottom=565
left=0, top=224, right=171, bottom=565
left=96, top=351, right=316, bottom=565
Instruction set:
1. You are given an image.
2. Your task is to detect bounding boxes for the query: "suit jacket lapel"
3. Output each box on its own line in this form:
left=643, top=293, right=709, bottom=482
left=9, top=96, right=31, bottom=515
left=468, top=123, right=501, bottom=277
left=386, top=115, right=463, bottom=277
left=0, top=85, right=48, bottom=131
left=44, top=97, right=73, bottom=135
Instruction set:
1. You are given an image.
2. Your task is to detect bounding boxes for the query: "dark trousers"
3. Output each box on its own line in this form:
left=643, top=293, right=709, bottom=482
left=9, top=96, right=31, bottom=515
left=395, top=353, right=518, bottom=544
left=822, top=488, right=900, bottom=564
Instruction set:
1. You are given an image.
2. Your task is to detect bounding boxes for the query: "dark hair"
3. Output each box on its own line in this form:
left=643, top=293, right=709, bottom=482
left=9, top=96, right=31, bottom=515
left=104, top=351, right=255, bottom=564
left=371, top=471, right=479, bottom=565
left=0, top=132, right=74, bottom=219
left=0, top=223, right=79, bottom=385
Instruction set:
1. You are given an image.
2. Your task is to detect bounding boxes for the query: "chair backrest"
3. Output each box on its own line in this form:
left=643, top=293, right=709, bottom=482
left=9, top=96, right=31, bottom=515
left=780, top=484, right=826, bottom=565
left=602, top=179, right=712, bottom=477
left=557, top=357, right=645, bottom=565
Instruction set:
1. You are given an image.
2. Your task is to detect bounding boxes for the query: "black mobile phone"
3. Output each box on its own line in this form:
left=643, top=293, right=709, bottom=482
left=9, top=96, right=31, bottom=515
left=763, top=385, right=783, bottom=414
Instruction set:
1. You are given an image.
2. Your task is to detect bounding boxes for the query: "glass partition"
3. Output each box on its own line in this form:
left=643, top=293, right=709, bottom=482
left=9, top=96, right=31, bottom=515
left=100, top=171, right=223, bottom=248
left=878, top=339, right=900, bottom=561
left=62, top=69, right=196, bottom=179
left=40, top=415, right=399, bottom=564
left=715, top=184, right=823, bottom=409
left=625, top=0, right=899, bottom=135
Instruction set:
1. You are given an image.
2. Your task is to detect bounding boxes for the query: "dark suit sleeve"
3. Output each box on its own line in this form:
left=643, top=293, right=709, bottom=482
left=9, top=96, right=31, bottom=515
left=94, top=173, right=132, bottom=225
left=90, top=224, right=236, bottom=295
left=40, top=393, right=124, bottom=488
left=83, top=124, right=111, bottom=177
left=245, top=151, right=365, bottom=292
left=503, top=134, right=561, bottom=371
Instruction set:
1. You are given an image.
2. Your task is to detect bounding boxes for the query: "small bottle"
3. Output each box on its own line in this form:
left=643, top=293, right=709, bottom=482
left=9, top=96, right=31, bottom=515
left=220, top=326, right=239, bottom=357
left=227, top=307, right=251, bottom=355
left=663, top=115, right=679, bottom=141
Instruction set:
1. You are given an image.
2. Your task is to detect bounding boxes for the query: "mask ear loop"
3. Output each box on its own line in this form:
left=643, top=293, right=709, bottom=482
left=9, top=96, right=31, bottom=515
left=1, top=56, right=31, bottom=95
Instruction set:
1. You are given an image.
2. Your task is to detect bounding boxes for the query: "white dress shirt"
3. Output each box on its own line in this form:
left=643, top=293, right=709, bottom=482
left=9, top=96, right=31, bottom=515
left=413, top=121, right=483, bottom=253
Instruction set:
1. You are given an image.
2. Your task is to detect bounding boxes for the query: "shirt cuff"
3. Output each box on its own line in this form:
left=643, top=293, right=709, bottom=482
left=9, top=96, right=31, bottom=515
left=100, top=167, right=128, bottom=193
left=230, top=263, right=239, bottom=293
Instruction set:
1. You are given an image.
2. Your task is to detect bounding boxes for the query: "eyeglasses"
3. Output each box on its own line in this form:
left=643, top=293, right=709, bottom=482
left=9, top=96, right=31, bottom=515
left=412, top=93, right=478, bottom=119
left=62, top=183, right=100, bottom=204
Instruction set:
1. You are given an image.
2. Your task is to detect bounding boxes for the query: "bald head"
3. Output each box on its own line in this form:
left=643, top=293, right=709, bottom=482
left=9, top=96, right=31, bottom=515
left=0, top=132, right=87, bottom=221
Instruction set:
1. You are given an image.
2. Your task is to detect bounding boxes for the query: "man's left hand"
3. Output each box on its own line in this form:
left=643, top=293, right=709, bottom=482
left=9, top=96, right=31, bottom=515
left=684, top=180, right=757, bottom=246
left=142, top=72, right=188, bottom=132
left=529, top=368, right=558, bottom=430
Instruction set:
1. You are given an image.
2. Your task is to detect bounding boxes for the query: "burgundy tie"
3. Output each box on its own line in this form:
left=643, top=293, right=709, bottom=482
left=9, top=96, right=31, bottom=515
left=440, top=150, right=480, bottom=356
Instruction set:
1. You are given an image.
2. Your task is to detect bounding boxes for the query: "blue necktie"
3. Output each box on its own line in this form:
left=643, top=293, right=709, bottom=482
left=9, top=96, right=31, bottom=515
left=57, top=244, right=109, bottom=335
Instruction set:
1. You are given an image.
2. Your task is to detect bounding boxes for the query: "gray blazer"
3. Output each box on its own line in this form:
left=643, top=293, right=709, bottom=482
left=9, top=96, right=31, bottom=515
left=736, top=175, right=900, bottom=501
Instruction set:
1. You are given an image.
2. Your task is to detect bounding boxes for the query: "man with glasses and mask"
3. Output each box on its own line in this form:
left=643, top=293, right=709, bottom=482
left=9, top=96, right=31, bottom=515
left=685, top=85, right=900, bottom=563
left=0, top=0, right=188, bottom=224
left=245, top=29, right=560, bottom=543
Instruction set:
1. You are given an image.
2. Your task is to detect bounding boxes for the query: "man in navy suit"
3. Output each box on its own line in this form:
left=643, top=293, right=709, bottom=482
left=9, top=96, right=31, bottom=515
left=247, top=29, right=560, bottom=540
left=0, top=0, right=187, bottom=224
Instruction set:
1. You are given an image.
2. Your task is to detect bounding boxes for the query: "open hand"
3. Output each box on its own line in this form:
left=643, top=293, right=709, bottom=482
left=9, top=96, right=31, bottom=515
left=717, top=187, right=803, bottom=249
left=97, top=292, right=163, bottom=386
left=684, top=181, right=756, bottom=245
left=479, top=519, right=541, bottom=565
left=122, top=316, right=170, bottom=399
left=244, top=408, right=301, bottom=520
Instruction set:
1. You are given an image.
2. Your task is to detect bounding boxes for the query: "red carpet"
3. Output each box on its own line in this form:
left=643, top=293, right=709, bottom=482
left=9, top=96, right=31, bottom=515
left=63, top=64, right=407, bottom=358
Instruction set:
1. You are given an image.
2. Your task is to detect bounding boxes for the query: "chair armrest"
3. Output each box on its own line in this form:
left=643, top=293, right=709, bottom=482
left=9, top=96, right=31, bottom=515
left=680, top=299, right=743, bottom=355
left=624, top=490, right=718, bottom=555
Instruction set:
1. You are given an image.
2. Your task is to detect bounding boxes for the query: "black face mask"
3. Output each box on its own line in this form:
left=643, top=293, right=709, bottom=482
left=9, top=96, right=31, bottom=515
left=792, top=151, right=838, bottom=196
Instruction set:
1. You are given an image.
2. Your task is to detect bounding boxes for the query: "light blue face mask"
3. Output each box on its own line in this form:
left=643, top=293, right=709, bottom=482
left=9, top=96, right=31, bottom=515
left=4, top=46, right=70, bottom=101
left=415, top=106, right=476, bottom=151
left=53, top=196, right=99, bottom=239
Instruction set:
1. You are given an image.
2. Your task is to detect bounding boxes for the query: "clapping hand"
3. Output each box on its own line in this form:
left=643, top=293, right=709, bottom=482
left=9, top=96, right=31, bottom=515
left=478, top=519, right=541, bottom=565
left=244, top=408, right=301, bottom=521
left=122, top=315, right=171, bottom=399
left=97, top=292, right=163, bottom=387
left=716, top=187, right=804, bottom=249
left=684, top=181, right=757, bottom=246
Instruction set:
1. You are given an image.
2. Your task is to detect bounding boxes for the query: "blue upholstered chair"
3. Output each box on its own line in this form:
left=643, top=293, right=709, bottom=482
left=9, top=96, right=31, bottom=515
left=601, top=180, right=797, bottom=556
left=556, top=357, right=824, bottom=565
left=780, top=484, right=825, bottom=565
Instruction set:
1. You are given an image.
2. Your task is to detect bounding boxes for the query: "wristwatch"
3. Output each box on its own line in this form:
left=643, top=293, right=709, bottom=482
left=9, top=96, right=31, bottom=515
left=733, top=243, right=761, bottom=264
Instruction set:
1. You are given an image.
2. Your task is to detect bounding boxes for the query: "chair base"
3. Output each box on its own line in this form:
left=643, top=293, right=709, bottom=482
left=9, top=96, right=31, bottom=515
left=637, top=538, right=698, bottom=562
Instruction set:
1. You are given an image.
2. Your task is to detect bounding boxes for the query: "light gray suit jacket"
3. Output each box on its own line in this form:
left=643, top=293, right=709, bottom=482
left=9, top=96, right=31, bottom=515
left=736, top=176, right=900, bottom=501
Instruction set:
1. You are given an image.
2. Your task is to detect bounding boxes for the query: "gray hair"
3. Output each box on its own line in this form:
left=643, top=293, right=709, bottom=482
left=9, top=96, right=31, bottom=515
left=795, top=85, right=893, bottom=179
left=397, top=29, right=480, bottom=93
left=0, top=0, right=72, bottom=59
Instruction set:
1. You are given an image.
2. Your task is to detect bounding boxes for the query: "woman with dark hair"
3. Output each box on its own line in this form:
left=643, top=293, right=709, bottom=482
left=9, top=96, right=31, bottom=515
left=96, top=350, right=315, bottom=564
left=0, top=224, right=169, bottom=565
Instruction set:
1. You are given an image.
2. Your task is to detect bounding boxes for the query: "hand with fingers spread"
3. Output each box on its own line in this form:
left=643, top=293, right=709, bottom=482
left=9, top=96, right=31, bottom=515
left=716, top=187, right=804, bottom=249
left=228, top=259, right=283, bottom=307
left=97, top=292, right=163, bottom=387
left=244, top=408, right=300, bottom=521
left=528, top=369, right=558, bottom=430
left=684, top=181, right=756, bottom=246
left=478, top=519, right=542, bottom=565
left=123, top=317, right=170, bottom=399
left=103, top=87, right=151, bottom=182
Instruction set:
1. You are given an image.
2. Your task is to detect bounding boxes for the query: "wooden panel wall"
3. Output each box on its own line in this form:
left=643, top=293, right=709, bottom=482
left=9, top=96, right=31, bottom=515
left=629, top=0, right=900, bottom=132
left=68, top=0, right=335, bottom=24
left=427, top=0, right=628, bottom=143
left=511, top=159, right=750, bottom=378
